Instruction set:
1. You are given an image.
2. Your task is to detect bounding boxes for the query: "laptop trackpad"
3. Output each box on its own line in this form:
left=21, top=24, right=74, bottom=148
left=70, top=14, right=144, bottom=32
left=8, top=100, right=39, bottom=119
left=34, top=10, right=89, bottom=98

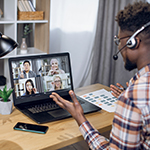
left=48, top=109, right=70, bottom=118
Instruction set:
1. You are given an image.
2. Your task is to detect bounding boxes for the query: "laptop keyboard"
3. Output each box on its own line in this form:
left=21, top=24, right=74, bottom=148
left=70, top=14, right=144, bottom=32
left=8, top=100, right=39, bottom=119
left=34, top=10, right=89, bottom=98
left=26, top=102, right=59, bottom=114
left=76, top=95, right=85, bottom=104
left=26, top=96, right=84, bottom=114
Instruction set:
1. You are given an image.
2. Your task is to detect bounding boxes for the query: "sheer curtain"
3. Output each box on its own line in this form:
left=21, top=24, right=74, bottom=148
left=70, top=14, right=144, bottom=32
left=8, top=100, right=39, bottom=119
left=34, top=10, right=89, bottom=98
left=50, top=0, right=99, bottom=88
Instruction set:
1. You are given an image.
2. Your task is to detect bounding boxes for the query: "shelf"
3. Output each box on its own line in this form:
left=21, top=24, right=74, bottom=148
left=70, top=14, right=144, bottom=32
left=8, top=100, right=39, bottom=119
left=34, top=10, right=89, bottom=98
left=0, top=19, right=48, bottom=24
left=0, top=0, right=50, bottom=90
left=0, top=18, right=14, bottom=24
left=17, top=20, right=48, bottom=24
left=0, top=0, right=50, bottom=54
left=1, top=48, right=46, bottom=59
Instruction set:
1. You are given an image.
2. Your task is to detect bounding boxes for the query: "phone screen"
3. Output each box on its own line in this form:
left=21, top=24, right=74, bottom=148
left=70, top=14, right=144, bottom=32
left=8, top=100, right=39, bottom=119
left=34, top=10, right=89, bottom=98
left=14, top=122, right=49, bottom=134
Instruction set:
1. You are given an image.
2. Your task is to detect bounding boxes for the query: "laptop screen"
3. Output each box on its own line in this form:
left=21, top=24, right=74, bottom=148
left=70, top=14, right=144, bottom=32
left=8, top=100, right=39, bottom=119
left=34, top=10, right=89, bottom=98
left=9, top=52, right=73, bottom=105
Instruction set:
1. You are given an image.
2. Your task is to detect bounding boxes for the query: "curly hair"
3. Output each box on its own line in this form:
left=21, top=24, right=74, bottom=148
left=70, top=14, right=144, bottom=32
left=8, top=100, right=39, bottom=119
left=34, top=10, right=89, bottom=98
left=116, top=1, right=150, bottom=35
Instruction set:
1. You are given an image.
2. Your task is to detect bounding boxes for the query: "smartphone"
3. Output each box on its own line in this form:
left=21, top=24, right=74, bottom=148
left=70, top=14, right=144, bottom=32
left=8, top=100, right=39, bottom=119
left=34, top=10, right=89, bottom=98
left=13, top=122, right=49, bottom=134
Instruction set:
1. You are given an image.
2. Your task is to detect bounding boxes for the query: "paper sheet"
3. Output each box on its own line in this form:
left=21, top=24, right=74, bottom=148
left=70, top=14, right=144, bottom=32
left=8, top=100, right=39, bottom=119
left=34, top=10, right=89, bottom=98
left=80, top=89, right=117, bottom=112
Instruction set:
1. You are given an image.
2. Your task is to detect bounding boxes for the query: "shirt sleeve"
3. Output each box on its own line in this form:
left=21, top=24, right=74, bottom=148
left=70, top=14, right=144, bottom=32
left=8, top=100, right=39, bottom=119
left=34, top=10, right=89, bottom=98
left=79, top=93, right=143, bottom=150
left=79, top=121, right=109, bottom=150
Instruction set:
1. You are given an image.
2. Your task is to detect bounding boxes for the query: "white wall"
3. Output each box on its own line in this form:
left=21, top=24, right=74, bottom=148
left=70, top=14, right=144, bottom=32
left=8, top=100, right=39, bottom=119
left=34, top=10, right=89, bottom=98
left=49, top=0, right=99, bottom=88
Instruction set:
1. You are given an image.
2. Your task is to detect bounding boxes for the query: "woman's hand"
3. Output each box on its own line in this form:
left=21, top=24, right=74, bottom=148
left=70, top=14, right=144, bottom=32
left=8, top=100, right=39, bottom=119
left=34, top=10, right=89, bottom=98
left=50, top=90, right=87, bottom=126
left=33, top=88, right=37, bottom=94
left=110, top=82, right=128, bottom=98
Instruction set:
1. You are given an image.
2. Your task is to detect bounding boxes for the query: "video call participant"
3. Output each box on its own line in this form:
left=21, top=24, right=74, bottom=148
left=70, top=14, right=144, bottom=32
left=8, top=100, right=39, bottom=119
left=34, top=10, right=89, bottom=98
left=50, top=76, right=63, bottom=91
left=18, top=60, right=36, bottom=79
left=48, top=58, right=65, bottom=76
left=50, top=2, right=150, bottom=149
left=23, top=79, right=38, bottom=96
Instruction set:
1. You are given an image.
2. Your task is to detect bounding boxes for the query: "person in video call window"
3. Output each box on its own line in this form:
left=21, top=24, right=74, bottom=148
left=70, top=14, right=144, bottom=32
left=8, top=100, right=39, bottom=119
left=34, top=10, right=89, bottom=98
left=50, top=76, right=63, bottom=91
left=50, top=2, right=150, bottom=149
left=18, top=60, right=36, bottom=79
left=23, top=79, right=38, bottom=96
left=48, top=58, right=65, bottom=76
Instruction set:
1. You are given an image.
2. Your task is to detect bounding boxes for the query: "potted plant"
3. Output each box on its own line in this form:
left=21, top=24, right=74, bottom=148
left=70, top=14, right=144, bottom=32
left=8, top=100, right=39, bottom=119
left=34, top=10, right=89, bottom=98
left=22, top=24, right=32, bottom=39
left=0, top=85, right=14, bottom=115
left=20, top=24, right=32, bottom=54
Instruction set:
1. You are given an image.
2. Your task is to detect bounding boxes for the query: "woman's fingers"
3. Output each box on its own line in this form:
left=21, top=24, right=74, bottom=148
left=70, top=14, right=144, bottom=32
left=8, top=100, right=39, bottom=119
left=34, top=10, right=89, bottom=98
left=33, top=88, right=37, bottom=93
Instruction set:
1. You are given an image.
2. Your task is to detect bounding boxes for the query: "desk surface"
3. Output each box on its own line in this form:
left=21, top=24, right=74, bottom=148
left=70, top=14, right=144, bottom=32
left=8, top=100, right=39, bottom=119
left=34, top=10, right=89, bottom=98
left=0, top=84, right=114, bottom=150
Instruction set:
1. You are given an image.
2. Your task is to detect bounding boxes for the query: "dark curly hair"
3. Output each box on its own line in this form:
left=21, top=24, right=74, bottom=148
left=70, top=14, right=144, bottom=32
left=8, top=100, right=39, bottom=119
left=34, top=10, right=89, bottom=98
left=116, top=1, right=150, bottom=35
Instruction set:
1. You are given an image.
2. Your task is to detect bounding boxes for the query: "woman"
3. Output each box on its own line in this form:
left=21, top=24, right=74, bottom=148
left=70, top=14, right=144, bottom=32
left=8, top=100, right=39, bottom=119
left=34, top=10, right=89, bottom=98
left=50, top=76, right=63, bottom=91
left=23, top=79, right=37, bottom=96
left=48, top=58, right=65, bottom=76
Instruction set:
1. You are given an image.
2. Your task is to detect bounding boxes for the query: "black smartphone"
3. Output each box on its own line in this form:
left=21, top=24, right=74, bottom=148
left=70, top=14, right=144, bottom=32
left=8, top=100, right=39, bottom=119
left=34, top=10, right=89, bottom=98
left=13, top=122, right=49, bottom=134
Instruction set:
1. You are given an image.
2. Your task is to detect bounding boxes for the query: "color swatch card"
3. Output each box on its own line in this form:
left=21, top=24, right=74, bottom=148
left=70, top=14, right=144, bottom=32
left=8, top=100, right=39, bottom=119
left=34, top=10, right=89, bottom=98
left=80, top=89, right=117, bottom=112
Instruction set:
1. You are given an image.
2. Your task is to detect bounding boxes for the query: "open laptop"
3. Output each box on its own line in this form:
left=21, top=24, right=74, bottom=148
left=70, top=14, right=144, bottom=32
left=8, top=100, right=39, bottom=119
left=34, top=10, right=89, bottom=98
left=8, top=52, right=101, bottom=124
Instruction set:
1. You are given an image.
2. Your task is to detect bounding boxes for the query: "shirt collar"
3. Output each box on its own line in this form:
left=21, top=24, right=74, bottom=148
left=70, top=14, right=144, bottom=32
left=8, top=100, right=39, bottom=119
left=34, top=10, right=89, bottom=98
left=129, top=64, right=150, bottom=86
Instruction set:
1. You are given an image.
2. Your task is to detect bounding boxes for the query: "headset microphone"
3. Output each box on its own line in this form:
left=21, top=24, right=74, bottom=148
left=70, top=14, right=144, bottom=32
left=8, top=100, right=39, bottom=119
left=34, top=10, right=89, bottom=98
left=113, top=44, right=127, bottom=60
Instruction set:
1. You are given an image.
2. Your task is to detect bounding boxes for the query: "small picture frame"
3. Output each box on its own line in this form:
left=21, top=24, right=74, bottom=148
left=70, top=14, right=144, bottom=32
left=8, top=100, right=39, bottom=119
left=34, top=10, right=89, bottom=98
left=0, top=9, right=3, bottom=18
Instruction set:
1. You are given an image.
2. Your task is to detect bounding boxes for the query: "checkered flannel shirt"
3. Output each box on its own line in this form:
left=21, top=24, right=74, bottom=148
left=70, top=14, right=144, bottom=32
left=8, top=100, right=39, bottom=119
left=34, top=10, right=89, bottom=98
left=79, top=64, right=150, bottom=150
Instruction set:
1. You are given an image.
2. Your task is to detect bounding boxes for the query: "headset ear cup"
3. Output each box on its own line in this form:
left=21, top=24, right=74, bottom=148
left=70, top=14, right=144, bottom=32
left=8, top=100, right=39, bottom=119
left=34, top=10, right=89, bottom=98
left=126, top=38, right=137, bottom=49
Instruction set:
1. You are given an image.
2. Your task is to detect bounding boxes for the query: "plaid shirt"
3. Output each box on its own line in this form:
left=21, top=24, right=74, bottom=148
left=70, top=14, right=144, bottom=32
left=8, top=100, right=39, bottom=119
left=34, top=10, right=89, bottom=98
left=79, top=64, right=150, bottom=150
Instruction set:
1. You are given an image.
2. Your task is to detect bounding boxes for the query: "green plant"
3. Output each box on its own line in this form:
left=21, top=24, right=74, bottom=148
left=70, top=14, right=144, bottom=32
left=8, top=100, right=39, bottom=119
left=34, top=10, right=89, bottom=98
left=22, top=24, right=32, bottom=38
left=0, top=85, right=14, bottom=102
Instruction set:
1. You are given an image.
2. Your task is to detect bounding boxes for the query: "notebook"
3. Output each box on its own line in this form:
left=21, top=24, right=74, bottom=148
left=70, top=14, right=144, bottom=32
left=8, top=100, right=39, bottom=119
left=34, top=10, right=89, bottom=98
left=8, top=52, right=101, bottom=124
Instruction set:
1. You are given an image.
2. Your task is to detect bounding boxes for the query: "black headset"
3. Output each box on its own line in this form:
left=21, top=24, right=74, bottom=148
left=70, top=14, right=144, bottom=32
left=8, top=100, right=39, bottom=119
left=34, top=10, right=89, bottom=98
left=113, top=21, right=150, bottom=60
left=126, top=21, right=150, bottom=49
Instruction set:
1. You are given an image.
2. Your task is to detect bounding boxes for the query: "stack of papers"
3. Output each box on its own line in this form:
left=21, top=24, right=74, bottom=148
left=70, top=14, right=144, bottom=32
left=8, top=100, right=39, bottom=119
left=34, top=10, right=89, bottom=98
left=80, top=89, right=117, bottom=112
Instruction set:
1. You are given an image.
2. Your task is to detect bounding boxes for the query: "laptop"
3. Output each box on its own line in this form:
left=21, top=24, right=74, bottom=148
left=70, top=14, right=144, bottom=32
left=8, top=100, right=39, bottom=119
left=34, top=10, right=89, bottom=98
left=8, top=52, right=101, bottom=124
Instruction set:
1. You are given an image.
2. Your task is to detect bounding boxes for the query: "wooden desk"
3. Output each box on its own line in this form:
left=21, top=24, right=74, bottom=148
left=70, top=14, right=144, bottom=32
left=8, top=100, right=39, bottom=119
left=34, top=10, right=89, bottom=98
left=0, top=84, right=114, bottom=150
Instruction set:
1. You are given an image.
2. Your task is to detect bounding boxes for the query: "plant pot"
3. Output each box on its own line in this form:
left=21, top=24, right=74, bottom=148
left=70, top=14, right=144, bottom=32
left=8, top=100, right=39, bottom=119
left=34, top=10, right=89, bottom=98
left=0, top=99, right=13, bottom=115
